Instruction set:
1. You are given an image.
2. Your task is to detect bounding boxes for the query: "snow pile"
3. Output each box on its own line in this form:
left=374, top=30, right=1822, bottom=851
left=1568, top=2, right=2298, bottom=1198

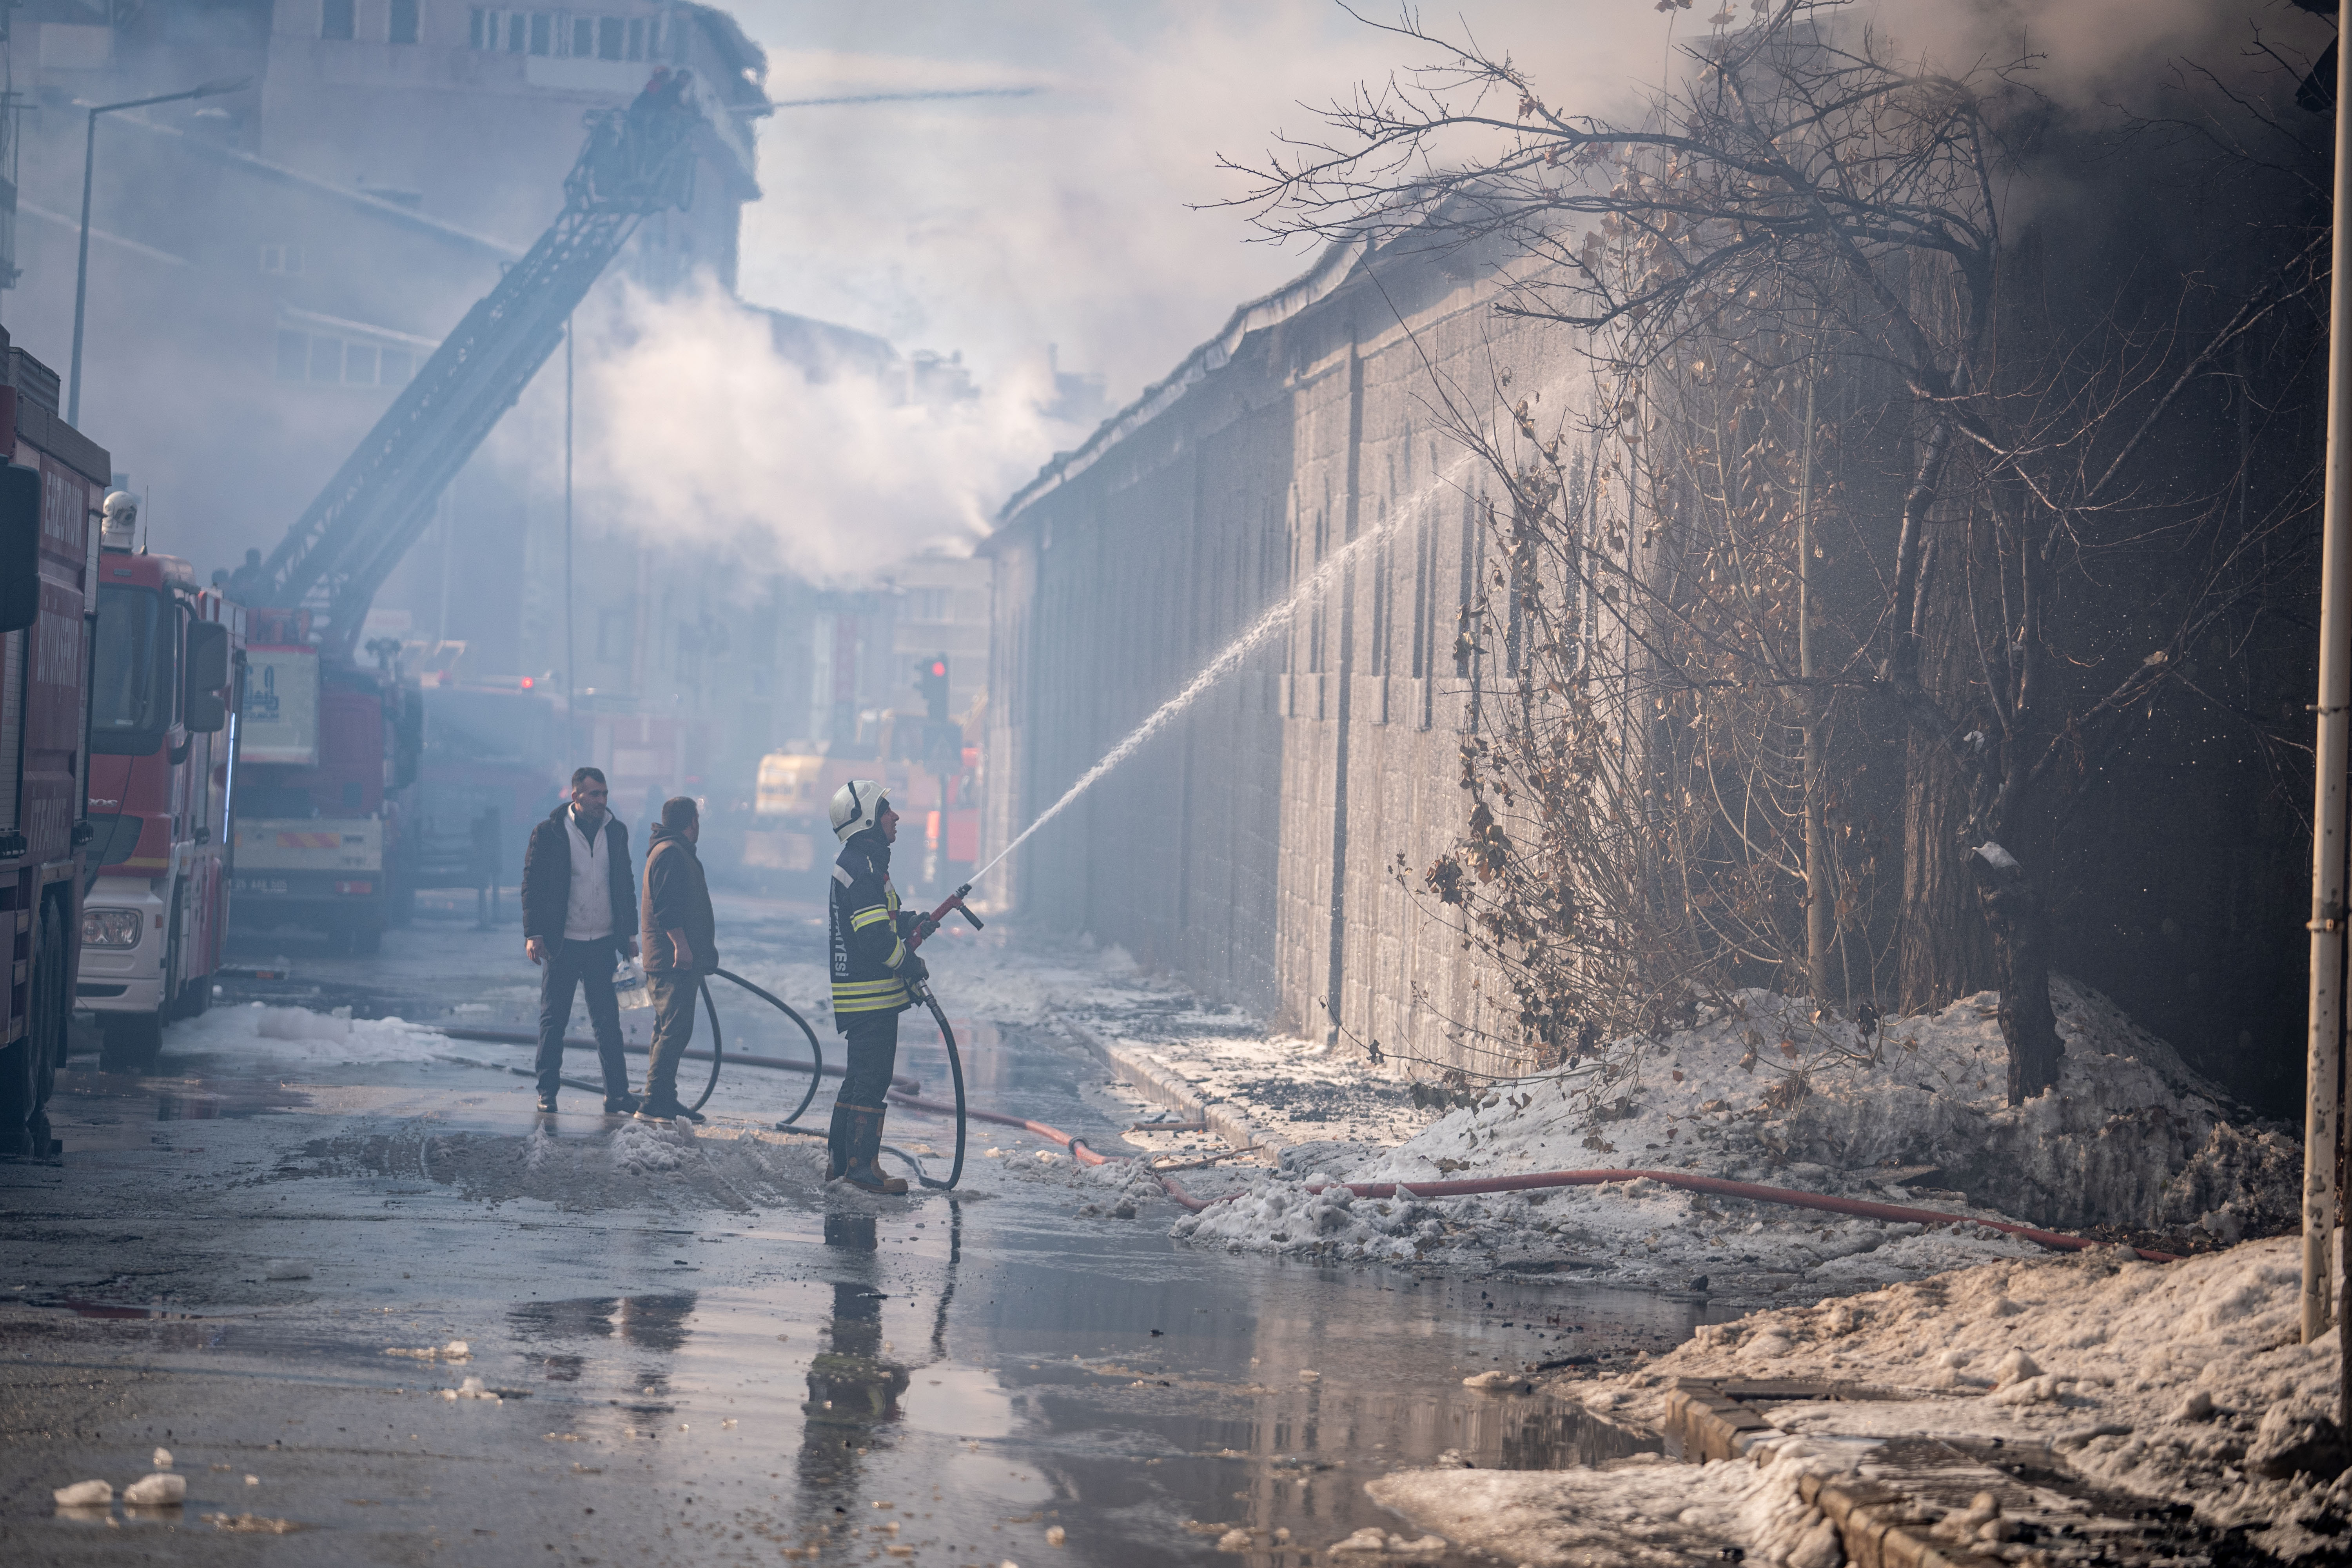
left=609, top=1118, right=689, bottom=1175
left=1172, top=979, right=2296, bottom=1284
left=1366, top=1444, right=1856, bottom=1568
left=1569, top=1236, right=2348, bottom=1561
left=164, top=1002, right=449, bottom=1067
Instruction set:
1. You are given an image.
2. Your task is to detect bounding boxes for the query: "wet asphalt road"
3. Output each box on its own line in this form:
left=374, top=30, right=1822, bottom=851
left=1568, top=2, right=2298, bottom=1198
left=1, top=898, right=1720, bottom=1566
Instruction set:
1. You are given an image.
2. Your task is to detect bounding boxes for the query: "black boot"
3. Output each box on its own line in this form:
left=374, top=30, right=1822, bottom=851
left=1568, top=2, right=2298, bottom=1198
left=838, top=1103, right=906, bottom=1195
left=825, top=1101, right=860, bottom=1181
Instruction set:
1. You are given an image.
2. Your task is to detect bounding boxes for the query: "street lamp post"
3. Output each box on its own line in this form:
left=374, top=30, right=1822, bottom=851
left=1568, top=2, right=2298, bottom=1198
left=67, top=76, right=249, bottom=428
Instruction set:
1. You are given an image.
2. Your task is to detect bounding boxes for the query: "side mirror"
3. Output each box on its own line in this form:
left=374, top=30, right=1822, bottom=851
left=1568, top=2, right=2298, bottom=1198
left=0, top=465, right=42, bottom=635
left=185, top=621, right=230, bottom=733
left=186, top=691, right=227, bottom=733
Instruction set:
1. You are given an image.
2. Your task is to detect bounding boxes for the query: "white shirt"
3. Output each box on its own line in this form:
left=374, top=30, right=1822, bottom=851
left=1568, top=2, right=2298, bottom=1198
left=563, top=809, right=614, bottom=942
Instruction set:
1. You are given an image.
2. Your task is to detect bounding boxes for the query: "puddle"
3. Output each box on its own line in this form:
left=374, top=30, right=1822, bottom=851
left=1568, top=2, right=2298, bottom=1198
left=476, top=1183, right=1707, bottom=1566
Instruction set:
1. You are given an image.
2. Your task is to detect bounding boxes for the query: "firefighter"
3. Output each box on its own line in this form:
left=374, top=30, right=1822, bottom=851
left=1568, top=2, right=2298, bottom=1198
left=826, top=780, right=928, bottom=1195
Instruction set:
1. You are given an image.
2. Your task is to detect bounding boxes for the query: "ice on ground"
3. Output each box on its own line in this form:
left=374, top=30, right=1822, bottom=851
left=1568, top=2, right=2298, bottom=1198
left=1564, top=1235, right=2349, bottom=1561
left=1367, top=1445, right=1850, bottom=1568
left=1171, top=978, right=2298, bottom=1288
left=164, top=1001, right=449, bottom=1067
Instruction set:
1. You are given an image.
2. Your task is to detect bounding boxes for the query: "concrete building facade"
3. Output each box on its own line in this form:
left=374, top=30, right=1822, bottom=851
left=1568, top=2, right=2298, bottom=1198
left=983, top=238, right=1562, bottom=1074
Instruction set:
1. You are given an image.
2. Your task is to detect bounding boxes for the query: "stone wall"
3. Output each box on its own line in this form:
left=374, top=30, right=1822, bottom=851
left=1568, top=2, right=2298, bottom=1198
left=981, top=240, right=1581, bottom=1073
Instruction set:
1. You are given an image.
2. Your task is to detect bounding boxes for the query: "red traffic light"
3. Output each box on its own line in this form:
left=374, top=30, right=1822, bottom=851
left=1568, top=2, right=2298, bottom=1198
left=929, top=660, right=947, bottom=677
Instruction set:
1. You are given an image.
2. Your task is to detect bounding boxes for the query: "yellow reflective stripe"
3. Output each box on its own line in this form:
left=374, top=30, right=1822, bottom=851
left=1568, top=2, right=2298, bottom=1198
left=849, top=907, right=892, bottom=931
left=832, top=980, right=908, bottom=998
left=885, top=940, right=907, bottom=968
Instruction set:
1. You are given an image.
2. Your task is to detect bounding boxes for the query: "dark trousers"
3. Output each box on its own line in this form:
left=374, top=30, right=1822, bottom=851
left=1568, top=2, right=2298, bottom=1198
left=645, top=973, right=699, bottom=1105
left=536, top=939, right=628, bottom=1100
left=839, top=1009, right=900, bottom=1108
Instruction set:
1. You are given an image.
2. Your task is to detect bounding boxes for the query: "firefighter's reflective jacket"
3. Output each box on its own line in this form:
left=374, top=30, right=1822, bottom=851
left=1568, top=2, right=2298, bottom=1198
left=829, top=831, right=917, bottom=1030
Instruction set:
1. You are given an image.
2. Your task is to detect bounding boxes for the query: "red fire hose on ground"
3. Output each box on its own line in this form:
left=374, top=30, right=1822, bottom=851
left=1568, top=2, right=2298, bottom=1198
left=880, top=1090, right=2179, bottom=1261
left=803, top=886, right=2179, bottom=1261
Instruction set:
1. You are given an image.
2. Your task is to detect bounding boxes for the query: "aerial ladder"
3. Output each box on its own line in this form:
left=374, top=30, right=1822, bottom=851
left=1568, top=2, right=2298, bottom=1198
left=222, top=87, right=702, bottom=949
left=247, top=89, right=703, bottom=657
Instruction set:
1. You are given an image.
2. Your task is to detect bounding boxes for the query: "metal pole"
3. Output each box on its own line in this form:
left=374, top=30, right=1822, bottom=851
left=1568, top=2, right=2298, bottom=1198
left=564, top=316, right=575, bottom=758
left=2302, top=0, right=2352, bottom=1348
left=65, top=79, right=253, bottom=431
left=67, top=106, right=97, bottom=428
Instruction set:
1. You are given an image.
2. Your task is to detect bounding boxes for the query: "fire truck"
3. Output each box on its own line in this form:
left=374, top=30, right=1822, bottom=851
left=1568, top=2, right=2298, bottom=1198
left=225, top=614, right=416, bottom=955
left=0, top=335, right=109, bottom=1157
left=78, top=515, right=240, bottom=1073
left=225, top=93, right=704, bottom=944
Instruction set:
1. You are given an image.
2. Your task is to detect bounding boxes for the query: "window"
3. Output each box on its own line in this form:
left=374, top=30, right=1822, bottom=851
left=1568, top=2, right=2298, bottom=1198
left=571, top=16, right=591, bottom=55
left=321, top=0, right=354, bottom=38
left=260, top=244, right=304, bottom=275
left=626, top=16, right=644, bottom=58
left=275, top=331, right=421, bottom=387
left=907, top=587, right=950, bottom=623
left=468, top=6, right=485, bottom=45
left=597, top=15, right=622, bottom=58
left=90, top=586, right=175, bottom=755
left=507, top=11, right=524, bottom=49
left=529, top=11, right=550, bottom=53
left=389, top=0, right=418, bottom=43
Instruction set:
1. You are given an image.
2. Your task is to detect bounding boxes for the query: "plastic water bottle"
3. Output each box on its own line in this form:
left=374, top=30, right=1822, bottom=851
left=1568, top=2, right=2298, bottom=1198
left=614, top=956, right=652, bottom=1010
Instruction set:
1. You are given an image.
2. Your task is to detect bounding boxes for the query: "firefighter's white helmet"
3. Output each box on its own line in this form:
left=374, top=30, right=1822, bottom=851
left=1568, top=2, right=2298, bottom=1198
left=100, top=490, right=138, bottom=548
left=829, top=779, right=891, bottom=843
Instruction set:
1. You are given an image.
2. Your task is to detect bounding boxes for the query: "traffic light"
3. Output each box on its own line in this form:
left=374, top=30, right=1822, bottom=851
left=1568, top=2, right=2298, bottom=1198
left=916, top=653, right=950, bottom=724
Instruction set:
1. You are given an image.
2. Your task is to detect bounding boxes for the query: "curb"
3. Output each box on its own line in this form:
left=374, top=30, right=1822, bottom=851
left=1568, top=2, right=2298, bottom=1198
left=1661, top=1381, right=2011, bottom=1568
left=1053, top=1013, right=1280, bottom=1164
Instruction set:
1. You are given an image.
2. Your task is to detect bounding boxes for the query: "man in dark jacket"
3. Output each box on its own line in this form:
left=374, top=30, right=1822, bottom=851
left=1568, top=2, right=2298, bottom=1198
left=639, top=795, right=717, bottom=1122
left=825, top=779, right=927, bottom=1195
left=521, top=767, right=640, bottom=1114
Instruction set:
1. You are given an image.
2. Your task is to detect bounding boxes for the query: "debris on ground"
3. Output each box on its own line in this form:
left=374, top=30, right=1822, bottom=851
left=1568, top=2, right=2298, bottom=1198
left=1167, top=979, right=2297, bottom=1291
left=51, top=1479, right=111, bottom=1507
left=1463, top=1234, right=2350, bottom=1563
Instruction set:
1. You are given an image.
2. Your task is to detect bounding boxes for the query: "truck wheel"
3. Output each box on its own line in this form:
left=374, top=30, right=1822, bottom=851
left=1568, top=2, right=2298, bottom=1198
left=0, top=897, right=67, bottom=1157
left=98, top=1014, right=163, bottom=1076
left=178, top=973, right=213, bottom=1019
left=31, top=898, right=67, bottom=1136
left=352, top=928, right=383, bottom=957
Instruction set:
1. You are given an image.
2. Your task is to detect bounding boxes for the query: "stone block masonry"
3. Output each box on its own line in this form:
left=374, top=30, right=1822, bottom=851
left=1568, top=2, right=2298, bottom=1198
left=981, top=236, right=1580, bottom=1077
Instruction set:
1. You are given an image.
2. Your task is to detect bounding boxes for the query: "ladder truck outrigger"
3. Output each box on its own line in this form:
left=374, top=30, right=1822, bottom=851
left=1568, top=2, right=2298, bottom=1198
left=225, top=86, right=703, bottom=948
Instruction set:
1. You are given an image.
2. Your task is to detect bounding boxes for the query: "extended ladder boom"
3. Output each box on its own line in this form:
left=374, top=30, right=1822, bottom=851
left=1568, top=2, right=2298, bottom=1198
left=252, top=95, right=701, bottom=660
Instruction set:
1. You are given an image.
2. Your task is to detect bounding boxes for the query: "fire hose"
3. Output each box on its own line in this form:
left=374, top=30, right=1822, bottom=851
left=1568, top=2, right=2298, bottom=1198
left=866, top=1096, right=2179, bottom=1261
left=761, top=884, right=987, bottom=1191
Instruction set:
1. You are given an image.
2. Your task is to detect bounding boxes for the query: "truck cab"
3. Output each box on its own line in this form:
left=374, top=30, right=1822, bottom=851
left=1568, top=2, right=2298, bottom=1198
left=78, top=512, right=239, bottom=1073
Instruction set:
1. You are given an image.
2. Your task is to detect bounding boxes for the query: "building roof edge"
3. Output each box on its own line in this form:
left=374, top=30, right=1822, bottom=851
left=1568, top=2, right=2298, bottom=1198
left=991, top=235, right=1367, bottom=530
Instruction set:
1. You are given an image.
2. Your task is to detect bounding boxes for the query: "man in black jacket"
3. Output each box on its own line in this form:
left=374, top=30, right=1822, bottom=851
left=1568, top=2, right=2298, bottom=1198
left=639, top=795, right=716, bottom=1122
left=521, top=767, right=641, bottom=1114
left=825, top=779, right=927, bottom=1195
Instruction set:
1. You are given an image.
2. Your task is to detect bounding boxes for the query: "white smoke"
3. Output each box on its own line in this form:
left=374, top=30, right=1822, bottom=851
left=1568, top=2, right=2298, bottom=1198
left=565, top=278, right=1074, bottom=581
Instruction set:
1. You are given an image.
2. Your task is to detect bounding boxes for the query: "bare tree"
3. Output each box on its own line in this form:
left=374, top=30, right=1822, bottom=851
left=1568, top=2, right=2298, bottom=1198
left=1234, top=1, right=2321, bottom=1102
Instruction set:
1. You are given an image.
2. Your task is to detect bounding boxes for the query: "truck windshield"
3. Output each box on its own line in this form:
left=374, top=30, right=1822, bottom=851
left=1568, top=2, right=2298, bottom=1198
left=91, top=584, right=175, bottom=755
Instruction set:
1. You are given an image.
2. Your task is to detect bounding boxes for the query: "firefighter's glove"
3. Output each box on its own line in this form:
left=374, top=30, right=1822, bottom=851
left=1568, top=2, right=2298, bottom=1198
left=900, top=953, right=931, bottom=989
left=912, top=915, right=940, bottom=943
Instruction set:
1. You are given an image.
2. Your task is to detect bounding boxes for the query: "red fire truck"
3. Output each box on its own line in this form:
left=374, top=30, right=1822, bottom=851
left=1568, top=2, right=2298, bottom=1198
left=77, top=515, right=240, bottom=1074
left=0, top=337, right=109, bottom=1158
left=227, top=611, right=417, bottom=954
